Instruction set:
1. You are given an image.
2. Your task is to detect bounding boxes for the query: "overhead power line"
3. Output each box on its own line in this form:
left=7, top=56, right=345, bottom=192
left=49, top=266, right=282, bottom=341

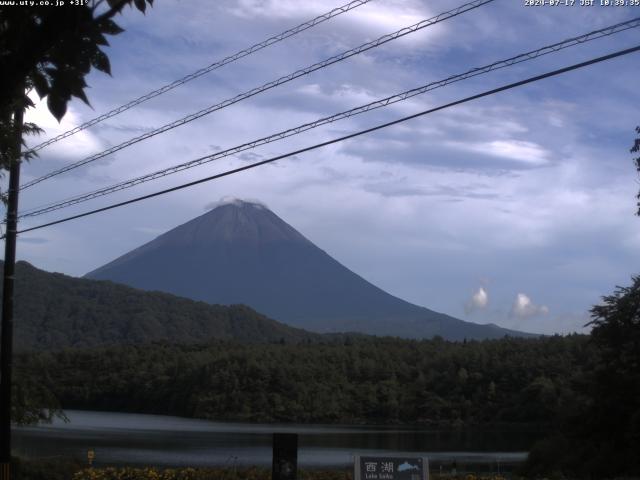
left=25, top=0, right=374, bottom=154
left=20, top=0, right=495, bottom=191
left=11, top=44, right=640, bottom=238
left=17, top=17, right=640, bottom=220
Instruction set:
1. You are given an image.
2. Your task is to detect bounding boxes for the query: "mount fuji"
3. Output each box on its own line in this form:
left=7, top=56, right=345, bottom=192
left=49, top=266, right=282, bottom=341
left=86, top=199, right=531, bottom=340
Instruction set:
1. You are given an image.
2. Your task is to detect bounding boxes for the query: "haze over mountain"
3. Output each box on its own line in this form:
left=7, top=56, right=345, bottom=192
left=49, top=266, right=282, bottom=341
left=86, top=199, right=533, bottom=340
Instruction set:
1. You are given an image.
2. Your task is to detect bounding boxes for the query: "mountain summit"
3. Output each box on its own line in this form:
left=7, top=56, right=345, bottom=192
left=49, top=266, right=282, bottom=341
left=86, top=199, right=530, bottom=340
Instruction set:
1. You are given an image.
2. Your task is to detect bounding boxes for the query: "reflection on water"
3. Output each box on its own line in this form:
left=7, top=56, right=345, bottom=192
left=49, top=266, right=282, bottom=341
left=13, top=410, right=541, bottom=469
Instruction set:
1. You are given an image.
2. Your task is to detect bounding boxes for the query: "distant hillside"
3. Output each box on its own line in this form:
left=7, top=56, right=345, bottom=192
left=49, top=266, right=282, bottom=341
left=1, top=261, right=318, bottom=351
left=87, top=199, right=534, bottom=340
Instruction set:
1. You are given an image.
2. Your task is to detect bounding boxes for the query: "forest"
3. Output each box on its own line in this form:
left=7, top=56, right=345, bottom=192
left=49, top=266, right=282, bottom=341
left=13, top=268, right=640, bottom=479
left=15, top=334, right=592, bottom=427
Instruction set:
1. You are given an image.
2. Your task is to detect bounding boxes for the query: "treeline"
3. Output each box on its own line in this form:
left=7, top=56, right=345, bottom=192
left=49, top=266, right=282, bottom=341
left=16, top=334, right=593, bottom=426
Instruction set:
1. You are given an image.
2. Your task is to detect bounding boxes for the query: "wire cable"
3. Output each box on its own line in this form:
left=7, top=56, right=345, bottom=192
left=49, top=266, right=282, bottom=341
left=20, top=0, right=495, bottom=190
left=17, top=17, right=640, bottom=219
left=25, top=0, right=374, bottom=154
left=11, top=44, right=640, bottom=238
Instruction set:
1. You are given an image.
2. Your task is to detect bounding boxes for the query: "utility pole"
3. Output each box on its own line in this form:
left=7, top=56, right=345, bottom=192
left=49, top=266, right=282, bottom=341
left=0, top=105, right=24, bottom=480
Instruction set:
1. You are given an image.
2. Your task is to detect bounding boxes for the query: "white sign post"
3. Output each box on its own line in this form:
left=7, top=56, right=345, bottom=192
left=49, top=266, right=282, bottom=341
left=354, top=455, right=429, bottom=480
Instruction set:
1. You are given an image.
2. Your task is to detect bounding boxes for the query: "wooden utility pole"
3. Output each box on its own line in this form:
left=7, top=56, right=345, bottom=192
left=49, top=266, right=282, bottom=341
left=0, top=105, right=24, bottom=480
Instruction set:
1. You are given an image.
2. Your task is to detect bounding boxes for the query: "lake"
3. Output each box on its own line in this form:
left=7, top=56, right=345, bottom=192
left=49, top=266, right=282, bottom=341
left=13, top=410, right=542, bottom=471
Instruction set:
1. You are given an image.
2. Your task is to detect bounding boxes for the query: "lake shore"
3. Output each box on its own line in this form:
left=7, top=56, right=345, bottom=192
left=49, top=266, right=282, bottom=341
left=13, top=410, right=533, bottom=470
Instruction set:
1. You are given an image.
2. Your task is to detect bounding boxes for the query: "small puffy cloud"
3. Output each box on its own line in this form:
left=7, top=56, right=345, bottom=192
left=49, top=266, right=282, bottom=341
left=510, top=293, right=549, bottom=319
left=465, top=286, right=488, bottom=314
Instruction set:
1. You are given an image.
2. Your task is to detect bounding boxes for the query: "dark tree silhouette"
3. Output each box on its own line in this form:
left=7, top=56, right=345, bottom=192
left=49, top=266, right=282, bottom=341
left=524, top=278, right=640, bottom=478
left=0, top=0, right=154, bottom=426
left=584, top=277, right=640, bottom=476
left=632, top=126, right=640, bottom=215
left=0, top=0, right=154, bottom=172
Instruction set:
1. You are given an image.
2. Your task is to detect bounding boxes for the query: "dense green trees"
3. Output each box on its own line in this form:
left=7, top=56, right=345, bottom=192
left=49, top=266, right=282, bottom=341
left=16, top=335, right=593, bottom=426
left=523, top=277, right=640, bottom=478
left=11, top=353, right=65, bottom=426
left=587, top=276, right=640, bottom=473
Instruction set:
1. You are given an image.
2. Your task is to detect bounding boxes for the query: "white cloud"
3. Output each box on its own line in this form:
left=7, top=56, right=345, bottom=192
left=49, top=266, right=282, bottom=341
left=204, top=196, right=267, bottom=210
left=510, top=293, right=549, bottom=319
left=23, top=93, right=103, bottom=161
left=483, top=140, right=550, bottom=166
left=296, top=82, right=379, bottom=107
left=228, top=0, right=430, bottom=36
left=465, top=286, right=488, bottom=314
left=452, top=140, right=551, bottom=166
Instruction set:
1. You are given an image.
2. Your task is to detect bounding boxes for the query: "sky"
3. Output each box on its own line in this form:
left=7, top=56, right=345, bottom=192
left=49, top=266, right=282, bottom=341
left=5, top=0, right=640, bottom=335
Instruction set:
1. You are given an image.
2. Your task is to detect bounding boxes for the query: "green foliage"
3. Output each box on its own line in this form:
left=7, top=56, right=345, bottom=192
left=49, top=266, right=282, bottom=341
left=71, top=466, right=342, bottom=480
left=11, top=356, right=67, bottom=425
left=9, top=337, right=68, bottom=426
left=0, top=96, right=43, bottom=202
left=11, top=457, right=82, bottom=480
left=524, top=276, right=640, bottom=478
left=583, top=276, right=640, bottom=476
left=2, top=261, right=319, bottom=351
left=16, top=335, right=593, bottom=426
left=0, top=0, right=153, bottom=122
left=72, top=466, right=273, bottom=480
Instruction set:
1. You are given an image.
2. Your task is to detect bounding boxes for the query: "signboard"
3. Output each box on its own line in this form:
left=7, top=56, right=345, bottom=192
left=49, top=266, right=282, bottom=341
left=272, top=433, right=297, bottom=480
left=354, top=456, right=429, bottom=480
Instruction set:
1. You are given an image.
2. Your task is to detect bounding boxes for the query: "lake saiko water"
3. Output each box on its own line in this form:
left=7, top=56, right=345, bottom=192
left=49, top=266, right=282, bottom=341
left=13, top=410, right=544, bottom=471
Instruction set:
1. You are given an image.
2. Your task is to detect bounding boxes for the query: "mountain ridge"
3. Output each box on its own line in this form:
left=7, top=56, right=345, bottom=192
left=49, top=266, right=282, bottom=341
left=1, top=260, right=320, bottom=351
left=86, top=199, right=535, bottom=340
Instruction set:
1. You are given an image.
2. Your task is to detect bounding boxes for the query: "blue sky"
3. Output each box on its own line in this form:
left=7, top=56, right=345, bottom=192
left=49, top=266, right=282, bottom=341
left=7, top=0, right=640, bottom=334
